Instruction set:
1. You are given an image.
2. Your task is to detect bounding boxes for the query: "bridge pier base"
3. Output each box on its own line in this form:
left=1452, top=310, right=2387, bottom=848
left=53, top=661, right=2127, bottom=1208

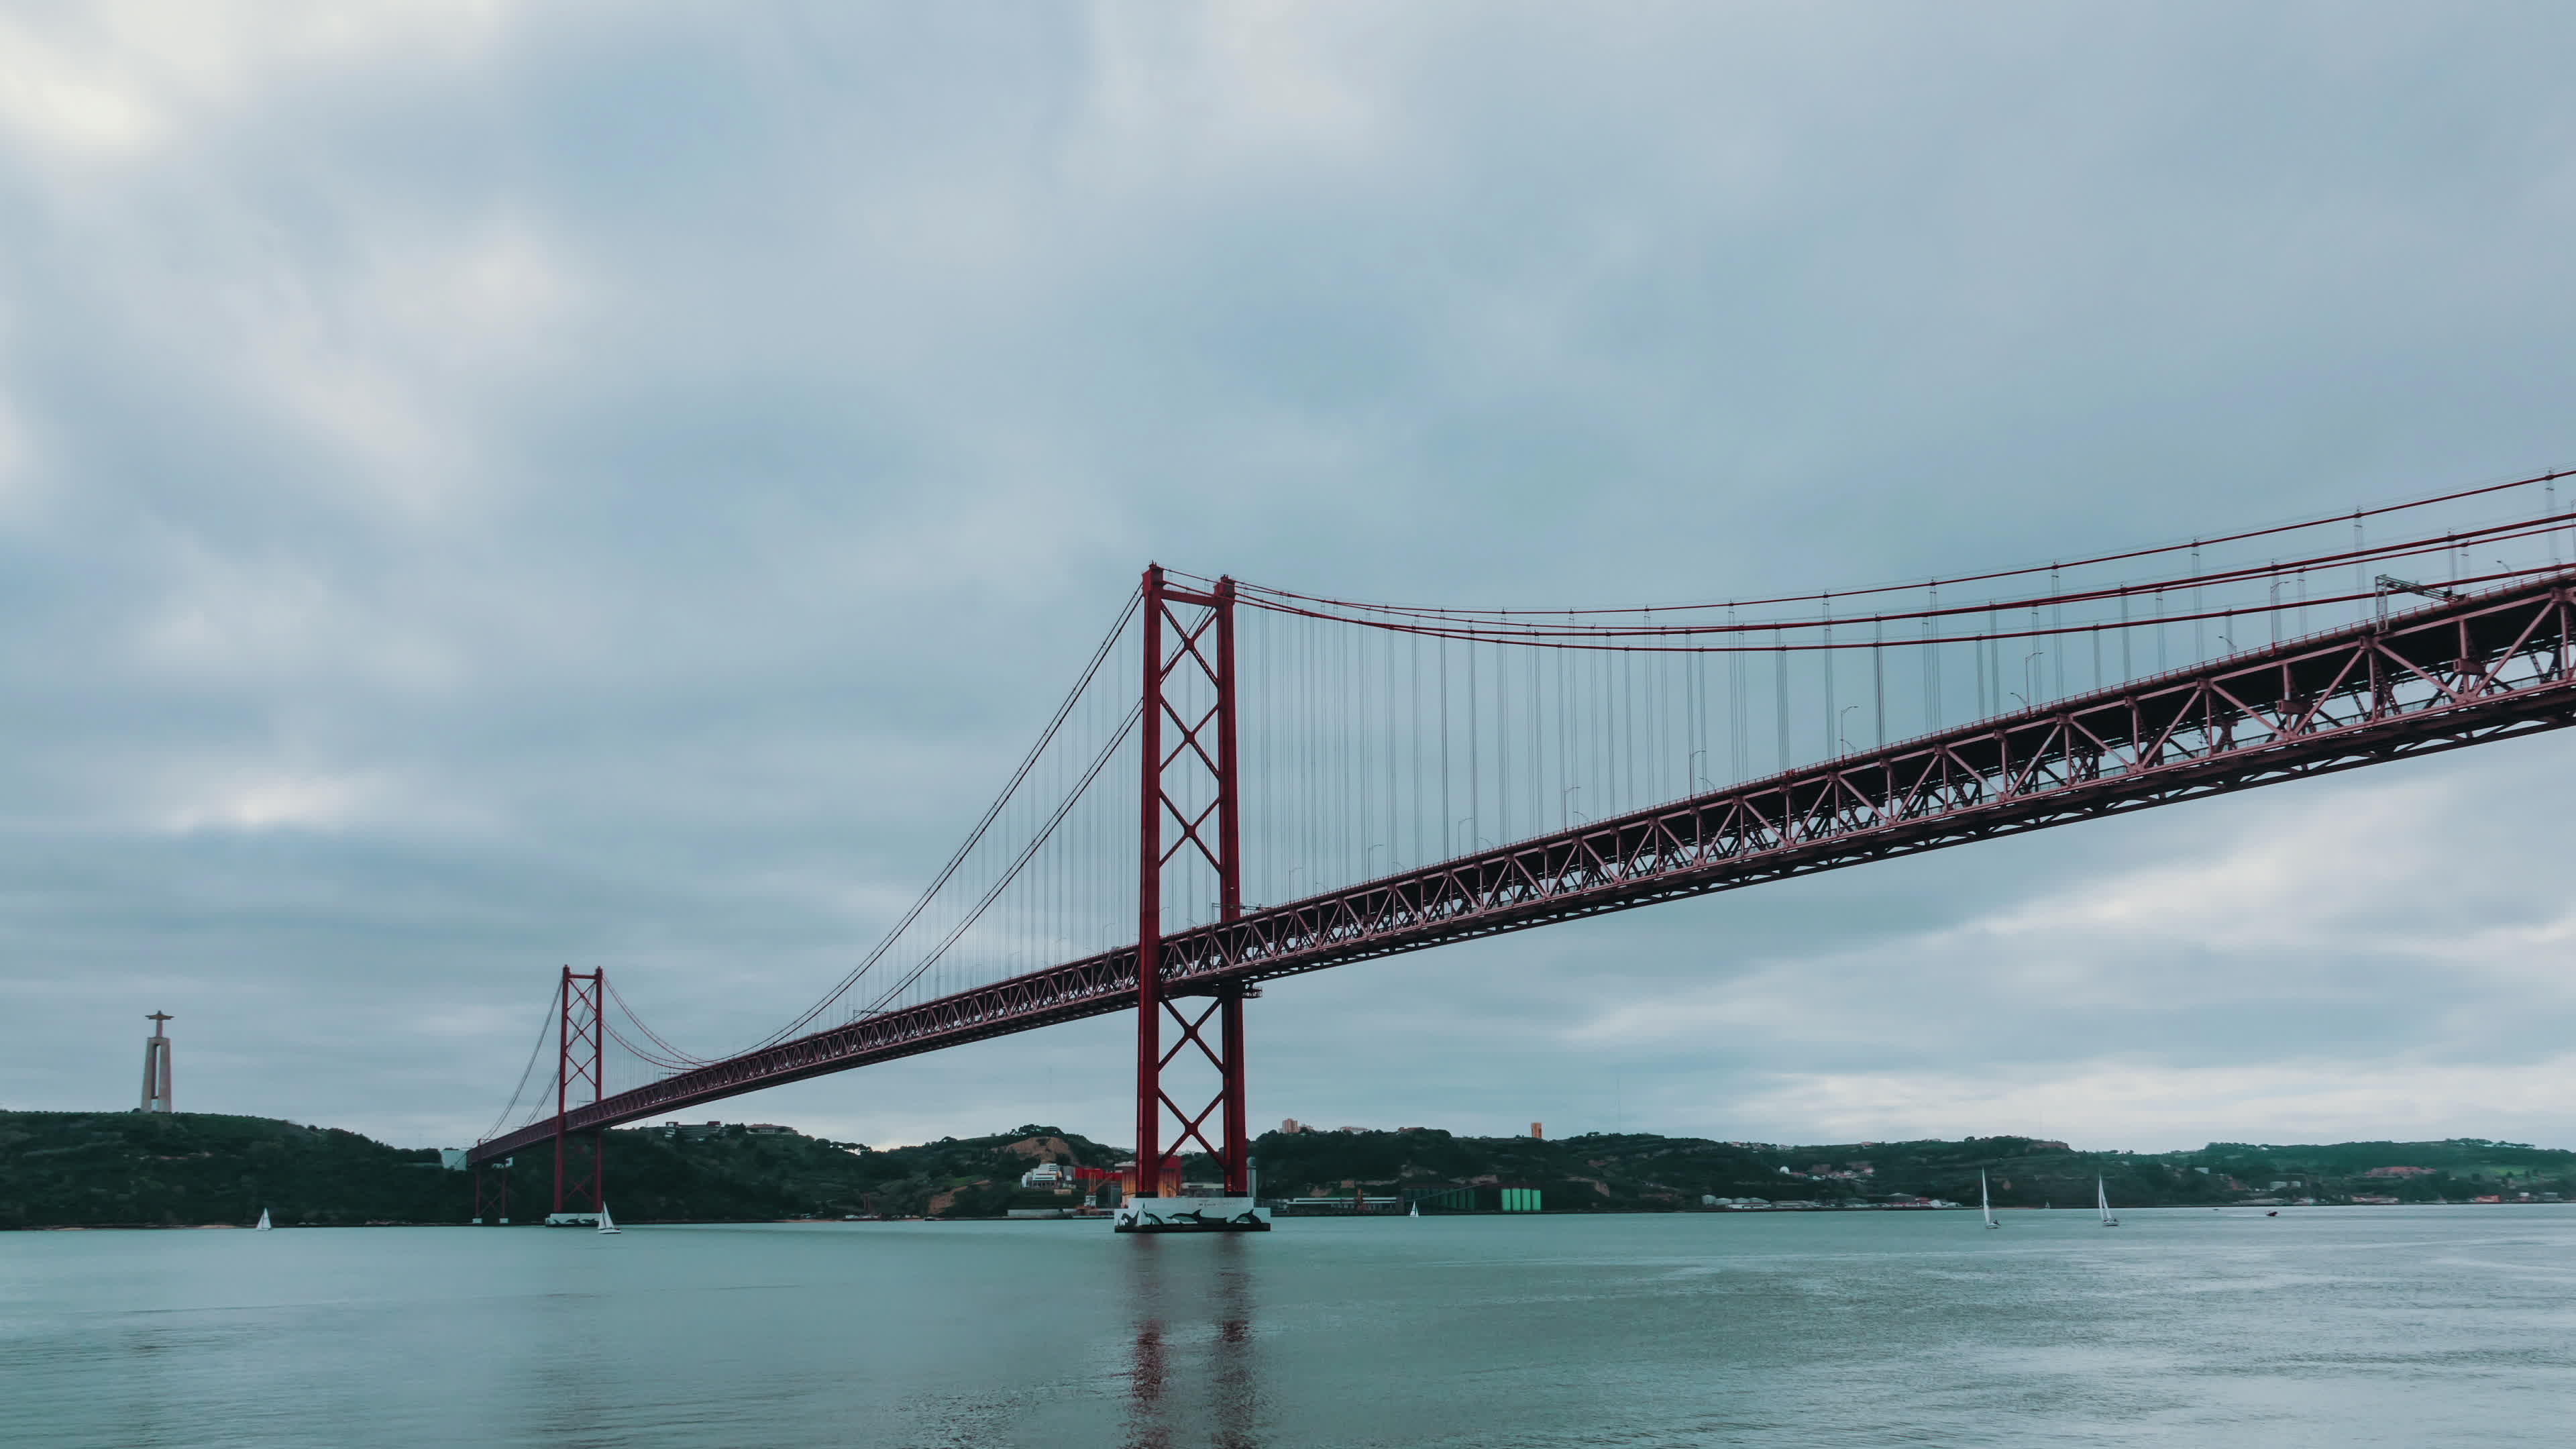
left=471, top=1160, right=511, bottom=1224
left=1115, top=1194, right=1271, bottom=1232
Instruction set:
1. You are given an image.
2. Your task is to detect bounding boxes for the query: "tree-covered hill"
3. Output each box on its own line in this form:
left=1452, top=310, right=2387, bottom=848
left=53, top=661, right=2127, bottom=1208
left=0, top=1112, right=456, bottom=1228
left=514, top=1121, right=1126, bottom=1222
left=1240, top=1128, right=2576, bottom=1210
left=0, top=1112, right=1117, bottom=1228
left=5, top=1110, right=2567, bottom=1228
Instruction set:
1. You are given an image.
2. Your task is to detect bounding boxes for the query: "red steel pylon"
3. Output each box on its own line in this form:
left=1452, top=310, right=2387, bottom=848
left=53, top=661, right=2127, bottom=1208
left=1135, top=567, right=1250, bottom=1199
left=554, top=966, right=606, bottom=1216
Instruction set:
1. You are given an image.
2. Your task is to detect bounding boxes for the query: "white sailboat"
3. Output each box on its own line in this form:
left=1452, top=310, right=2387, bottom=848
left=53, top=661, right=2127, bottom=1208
left=1980, top=1171, right=2001, bottom=1229
left=1408, top=1200, right=1419, bottom=1218
left=596, top=1203, right=621, bottom=1235
left=2096, top=1177, right=2119, bottom=1228
left=254, top=1208, right=272, bottom=1232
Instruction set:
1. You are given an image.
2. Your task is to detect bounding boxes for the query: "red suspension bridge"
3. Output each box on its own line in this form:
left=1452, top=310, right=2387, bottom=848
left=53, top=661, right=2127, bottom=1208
left=468, top=470, right=2576, bottom=1222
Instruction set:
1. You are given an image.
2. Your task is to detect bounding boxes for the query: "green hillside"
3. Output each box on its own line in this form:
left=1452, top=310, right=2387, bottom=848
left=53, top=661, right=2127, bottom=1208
left=4, top=1110, right=2566, bottom=1228
left=0, top=1112, right=455, bottom=1228
left=1242, top=1128, right=2576, bottom=1210
left=0, top=1112, right=1117, bottom=1228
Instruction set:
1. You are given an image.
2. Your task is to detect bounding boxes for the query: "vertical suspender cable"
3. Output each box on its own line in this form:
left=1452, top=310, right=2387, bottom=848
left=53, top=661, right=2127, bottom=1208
left=1773, top=644, right=1790, bottom=773
left=1523, top=642, right=1536, bottom=832
left=2049, top=566, right=2062, bottom=702
left=1644, top=643, right=1659, bottom=802
left=1438, top=635, right=1451, bottom=856
left=2192, top=543, right=2204, bottom=662
left=1821, top=598, right=1835, bottom=757
left=1595, top=648, right=1608, bottom=816
left=1468, top=639, right=1482, bottom=847
left=2119, top=591, right=2131, bottom=684
left=1495, top=641, right=1511, bottom=841
left=1727, top=607, right=1746, bottom=784
left=1690, top=645, right=1707, bottom=788
left=1974, top=615, right=1989, bottom=717
left=1356, top=618, right=1371, bottom=879
left=1410, top=631, right=1423, bottom=865
left=1385, top=629, right=1397, bottom=864
left=1555, top=643, right=1568, bottom=826
left=1621, top=649, right=1635, bottom=808
left=1872, top=618, right=1885, bottom=749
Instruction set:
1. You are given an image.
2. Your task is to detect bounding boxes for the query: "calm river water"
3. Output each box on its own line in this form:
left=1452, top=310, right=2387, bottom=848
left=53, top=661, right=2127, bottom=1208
left=4, top=1206, right=2571, bottom=1447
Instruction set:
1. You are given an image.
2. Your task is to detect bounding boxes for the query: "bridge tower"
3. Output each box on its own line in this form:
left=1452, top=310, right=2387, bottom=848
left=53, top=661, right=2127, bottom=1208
left=1135, top=567, right=1251, bottom=1202
left=551, top=967, right=606, bottom=1223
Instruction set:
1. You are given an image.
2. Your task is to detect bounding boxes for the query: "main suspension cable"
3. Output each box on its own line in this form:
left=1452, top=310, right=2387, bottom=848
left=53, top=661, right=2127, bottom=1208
left=604, top=977, right=710, bottom=1068
left=1233, top=517, right=2576, bottom=649
left=745, top=586, right=1144, bottom=1051
left=855, top=699, right=1143, bottom=1017
left=1198, top=464, right=2573, bottom=619
left=479, top=982, right=560, bottom=1144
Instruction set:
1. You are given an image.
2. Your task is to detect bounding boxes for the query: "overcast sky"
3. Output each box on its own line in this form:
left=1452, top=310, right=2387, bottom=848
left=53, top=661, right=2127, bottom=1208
left=5, top=2, right=2576, bottom=1154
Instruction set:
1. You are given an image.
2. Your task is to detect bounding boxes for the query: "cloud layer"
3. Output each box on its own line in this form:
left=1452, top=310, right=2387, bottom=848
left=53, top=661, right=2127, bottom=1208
left=3, top=3, right=2575, bottom=1152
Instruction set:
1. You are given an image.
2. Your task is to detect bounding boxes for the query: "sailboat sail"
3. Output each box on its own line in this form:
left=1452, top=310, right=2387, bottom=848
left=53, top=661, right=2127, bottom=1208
left=597, top=1203, right=621, bottom=1234
left=2096, top=1177, right=2119, bottom=1228
left=254, top=1208, right=271, bottom=1232
left=1980, top=1171, right=2000, bottom=1229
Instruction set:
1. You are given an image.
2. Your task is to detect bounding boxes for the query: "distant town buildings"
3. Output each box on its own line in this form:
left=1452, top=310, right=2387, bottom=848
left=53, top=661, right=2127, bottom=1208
left=654, top=1120, right=790, bottom=1139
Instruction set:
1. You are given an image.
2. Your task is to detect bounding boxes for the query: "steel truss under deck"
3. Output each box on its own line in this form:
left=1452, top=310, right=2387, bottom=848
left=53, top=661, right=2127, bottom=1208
left=470, top=574, right=2576, bottom=1165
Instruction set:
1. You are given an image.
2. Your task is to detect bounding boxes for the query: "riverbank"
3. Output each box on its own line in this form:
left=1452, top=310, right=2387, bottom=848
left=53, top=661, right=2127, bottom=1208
left=7, top=1110, right=2567, bottom=1228
left=0, top=1112, right=1120, bottom=1228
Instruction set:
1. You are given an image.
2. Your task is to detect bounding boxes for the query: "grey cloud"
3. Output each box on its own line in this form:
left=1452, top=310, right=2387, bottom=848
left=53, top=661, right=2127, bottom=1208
left=3, top=3, right=2575, bottom=1154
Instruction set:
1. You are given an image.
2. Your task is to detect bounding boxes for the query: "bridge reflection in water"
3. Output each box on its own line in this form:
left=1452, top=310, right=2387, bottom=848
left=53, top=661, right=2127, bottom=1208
left=1122, top=1234, right=1261, bottom=1449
